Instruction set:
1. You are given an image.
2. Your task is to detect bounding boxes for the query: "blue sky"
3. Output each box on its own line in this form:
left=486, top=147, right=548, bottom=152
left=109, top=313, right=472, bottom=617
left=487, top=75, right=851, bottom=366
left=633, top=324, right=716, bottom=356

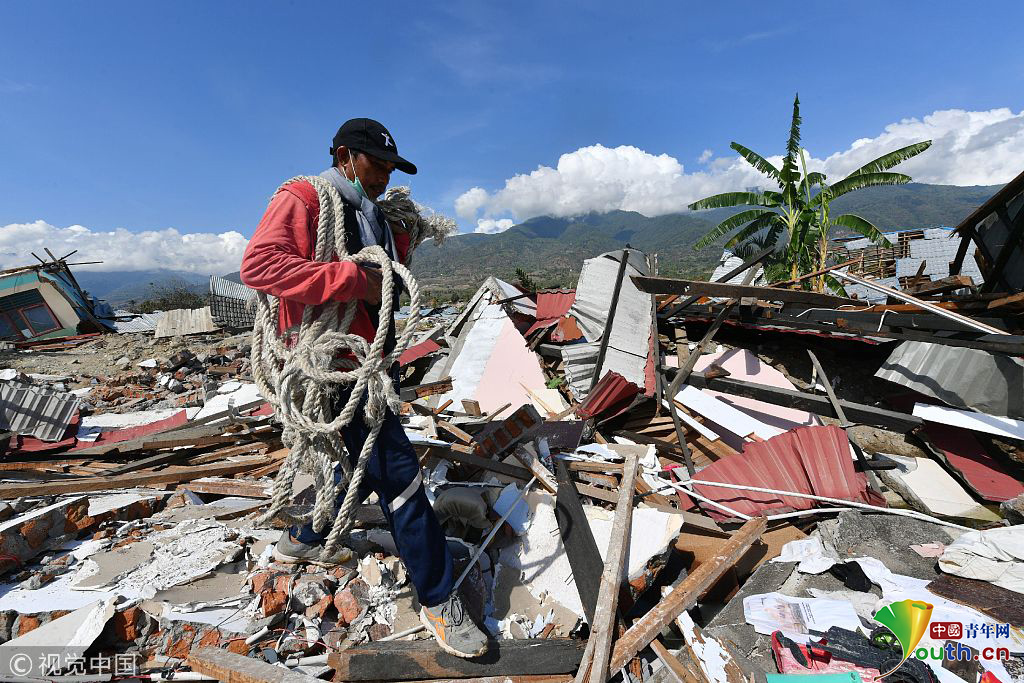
left=1, top=1, right=1023, bottom=272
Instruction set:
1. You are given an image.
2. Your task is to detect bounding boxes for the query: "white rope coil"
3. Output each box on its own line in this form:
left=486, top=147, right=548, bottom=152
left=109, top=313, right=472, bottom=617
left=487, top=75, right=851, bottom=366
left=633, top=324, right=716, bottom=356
left=251, top=176, right=423, bottom=560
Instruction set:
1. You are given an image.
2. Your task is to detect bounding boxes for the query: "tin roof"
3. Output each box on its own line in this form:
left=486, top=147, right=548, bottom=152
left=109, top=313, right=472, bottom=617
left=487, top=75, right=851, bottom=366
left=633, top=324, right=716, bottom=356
left=209, top=275, right=256, bottom=301
left=681, top=425, right=885, bottom=520
left=0, top=383, right=79, bottom=442
left=154, top=307, right=219, bottom=338
left=113, top=310, right=166, bottom=334
left=398, top=338, right=441, bottom=366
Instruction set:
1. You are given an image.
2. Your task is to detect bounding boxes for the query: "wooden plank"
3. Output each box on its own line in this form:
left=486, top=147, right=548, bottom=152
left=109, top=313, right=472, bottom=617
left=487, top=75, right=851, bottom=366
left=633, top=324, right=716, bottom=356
left=987, top=291, right=1024, bottom=310
left=461, top=399, right=482, bottom=416
left=634, top=275, right=858, bottom=307
left=72, top=424, right=233, bottom=457
left=0, top=457, right=269, bottom=499
left=400, top=377, right=453, bottom=401
left=176, top=479, right=270, bottom=498
left=576, top=452, right=639, bottom=683
left=554, top=460, right=604, bottom=625
left=607, top=516, right=767, bottom=672
left=189, top=646, right=324, bottom=683
left=187, top=442, right=270, bottom=466
left=329, top=639, right=587, bottom=681
left=650, top=638, right=700, bottom=683
left=441, top=449, right=534, bottom=481
left=435, top=419, right=474, bottom=445
left=906, top=275, right=975, bottom=296
left=926, top=574, right=1024, bottom=626
left=512, top=443, right=558, bottom=494
left=567, top=461, right=624, bottom=473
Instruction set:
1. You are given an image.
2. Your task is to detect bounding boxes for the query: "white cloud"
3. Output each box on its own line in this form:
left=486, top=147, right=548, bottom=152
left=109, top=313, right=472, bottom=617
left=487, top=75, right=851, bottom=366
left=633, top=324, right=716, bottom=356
left=0, top=221, right=248, bottom=275
left=698, top=149, right=713, bottom=164
left=474, top=218, right=515, bottom=234
left=456, top=107, right=1024, bottom=226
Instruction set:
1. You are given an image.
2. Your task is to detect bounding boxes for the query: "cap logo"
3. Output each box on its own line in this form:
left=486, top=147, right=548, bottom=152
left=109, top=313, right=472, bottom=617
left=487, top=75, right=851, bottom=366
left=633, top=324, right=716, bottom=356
left=382, top=132, right=393, bottom=148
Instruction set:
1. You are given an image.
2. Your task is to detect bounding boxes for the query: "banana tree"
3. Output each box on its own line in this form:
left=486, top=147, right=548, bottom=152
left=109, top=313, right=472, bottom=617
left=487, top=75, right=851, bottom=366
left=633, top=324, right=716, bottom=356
left=689, top=94, right=932, bottom=290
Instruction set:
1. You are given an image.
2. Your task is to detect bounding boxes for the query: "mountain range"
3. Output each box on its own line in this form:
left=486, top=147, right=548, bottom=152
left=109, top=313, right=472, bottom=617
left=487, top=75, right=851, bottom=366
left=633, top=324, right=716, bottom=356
left=408, top=182, right=999, bottom=299
left=70, top=182, right=999, bottom=306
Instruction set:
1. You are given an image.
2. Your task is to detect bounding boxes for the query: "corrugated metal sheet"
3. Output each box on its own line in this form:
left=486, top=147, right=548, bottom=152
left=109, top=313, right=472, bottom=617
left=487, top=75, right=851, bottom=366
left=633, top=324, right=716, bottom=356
left=154, top=307, right=219, bottom=338
left=209, top=275, right=256, bottom=301
left=877, top=341, right=1024, bottom=419
left=0, top=383, right=79, bottom=442
left=113, top=310, right=166, bottom=334
left=209, top=277, right=257, bottom=328
left=682, top=425, right=885, bottom=521
left=494, top=278, right=537, bottom=316
left=563, top=249, right=653, bottom=400
left=575, top=371, right=640, bottom=421
left=922, top=421, right=1024, bottom=503
left=708, top=252, right=766, bottom=286
left=535, top=289, right=576, bottom=320
left=398, top=338, right=441, bottom=366
left=525, top=289, right=576, bottom=336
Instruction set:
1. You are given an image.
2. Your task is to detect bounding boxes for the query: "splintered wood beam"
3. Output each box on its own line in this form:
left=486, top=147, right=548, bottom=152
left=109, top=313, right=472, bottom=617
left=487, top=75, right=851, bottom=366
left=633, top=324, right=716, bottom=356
left=575, top=452, right=640, bottom=683
left=399, top=377, right=454, bottom=401
left=513, top=443, right=558, bottom=494
left=189, top=647, right=324, bottom=683
left=634, top=276, right=858, bottom=307
left=441, top=448, right=534, bottom=481
left=607, top=516, right=767, bottom=672
left=328, top=639, right=587, bottom=681
left=0, top=457, right=270, bottom=499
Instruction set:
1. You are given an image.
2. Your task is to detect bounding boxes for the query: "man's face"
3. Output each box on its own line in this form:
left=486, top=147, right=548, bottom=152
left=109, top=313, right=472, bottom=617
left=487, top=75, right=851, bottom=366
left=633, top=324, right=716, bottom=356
left=340, top=148, right=395, bottom=200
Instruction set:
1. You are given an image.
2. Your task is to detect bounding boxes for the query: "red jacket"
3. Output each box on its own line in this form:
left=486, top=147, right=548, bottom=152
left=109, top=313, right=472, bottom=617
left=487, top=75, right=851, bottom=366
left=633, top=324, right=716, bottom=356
left=240, top=180, right=410, bottom=342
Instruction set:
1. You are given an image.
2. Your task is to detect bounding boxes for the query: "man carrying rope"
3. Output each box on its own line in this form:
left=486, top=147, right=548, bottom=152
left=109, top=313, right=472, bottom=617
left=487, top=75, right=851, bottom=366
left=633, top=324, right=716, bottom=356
left=240, top=118, right=488, bottom=658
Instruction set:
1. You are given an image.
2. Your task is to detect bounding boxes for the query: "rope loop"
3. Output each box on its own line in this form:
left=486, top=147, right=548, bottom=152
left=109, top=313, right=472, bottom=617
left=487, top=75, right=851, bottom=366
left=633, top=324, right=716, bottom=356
left=251, top=176, right=423, bottom=559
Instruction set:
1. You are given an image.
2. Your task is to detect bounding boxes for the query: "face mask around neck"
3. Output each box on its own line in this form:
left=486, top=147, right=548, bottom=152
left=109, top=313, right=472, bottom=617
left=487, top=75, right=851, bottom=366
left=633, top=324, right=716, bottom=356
left=347, top=153, right=367, bottom=199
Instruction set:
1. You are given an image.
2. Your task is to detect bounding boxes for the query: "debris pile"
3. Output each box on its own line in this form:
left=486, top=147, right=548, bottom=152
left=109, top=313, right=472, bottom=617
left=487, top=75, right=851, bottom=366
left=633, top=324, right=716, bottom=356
left=0, top=177, right=1021, bottom=682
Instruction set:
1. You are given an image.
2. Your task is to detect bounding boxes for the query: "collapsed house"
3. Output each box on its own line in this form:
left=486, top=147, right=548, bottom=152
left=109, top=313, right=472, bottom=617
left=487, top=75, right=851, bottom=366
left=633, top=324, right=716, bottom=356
left=0, top=176, right=1020, bottom=683
left=0, top=254, right=116, bottom=343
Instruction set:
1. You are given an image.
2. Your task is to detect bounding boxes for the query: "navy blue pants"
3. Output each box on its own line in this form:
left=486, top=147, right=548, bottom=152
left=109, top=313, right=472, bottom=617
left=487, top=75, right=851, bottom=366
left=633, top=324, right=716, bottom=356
left=291, top=392, right=454, bottom=608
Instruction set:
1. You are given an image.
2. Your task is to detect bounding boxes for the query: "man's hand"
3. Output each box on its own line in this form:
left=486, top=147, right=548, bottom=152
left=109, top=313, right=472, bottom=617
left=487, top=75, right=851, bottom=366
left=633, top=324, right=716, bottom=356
left=361, top=266, right=383, bottom=305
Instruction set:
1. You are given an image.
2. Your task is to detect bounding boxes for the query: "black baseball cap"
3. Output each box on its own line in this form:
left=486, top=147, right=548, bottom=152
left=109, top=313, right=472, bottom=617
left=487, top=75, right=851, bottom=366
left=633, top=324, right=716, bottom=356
left=330, top=118, right=417, bottom=175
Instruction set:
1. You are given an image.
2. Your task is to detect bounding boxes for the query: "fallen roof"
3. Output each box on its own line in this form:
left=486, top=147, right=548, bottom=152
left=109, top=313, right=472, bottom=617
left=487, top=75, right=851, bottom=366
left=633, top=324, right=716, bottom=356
left=0, top=382, right=78, bottom=442
left=877, top=340, right=1024, bottom=419
left=680, top=425, right=886, bottom=520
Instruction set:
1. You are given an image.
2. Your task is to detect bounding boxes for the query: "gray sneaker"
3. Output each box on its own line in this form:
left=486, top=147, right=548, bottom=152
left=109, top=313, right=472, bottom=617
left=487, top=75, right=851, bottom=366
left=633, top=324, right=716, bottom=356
left=272, top=530, right=353, bottom=567
left=420, top=592, right=489, bottom=658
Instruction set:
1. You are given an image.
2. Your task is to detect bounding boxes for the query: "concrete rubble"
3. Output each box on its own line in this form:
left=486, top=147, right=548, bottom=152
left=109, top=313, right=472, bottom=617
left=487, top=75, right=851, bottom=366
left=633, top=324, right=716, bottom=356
left=0, top=179, right=1022, bottom=682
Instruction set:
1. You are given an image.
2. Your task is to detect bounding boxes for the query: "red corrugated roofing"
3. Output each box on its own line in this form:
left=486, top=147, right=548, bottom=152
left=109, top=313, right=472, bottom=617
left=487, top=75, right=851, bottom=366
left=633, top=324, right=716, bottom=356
left=536, top=290, right=576, bottom=321
left=575, top=371, right=640, bottom=421
left=525, top=290, right=577, bottom=337
left=399, top=338, right=441, bottom=367
left=923, top=422, right=1024, bottom=502
left=680, top=425, right=885, bottom=520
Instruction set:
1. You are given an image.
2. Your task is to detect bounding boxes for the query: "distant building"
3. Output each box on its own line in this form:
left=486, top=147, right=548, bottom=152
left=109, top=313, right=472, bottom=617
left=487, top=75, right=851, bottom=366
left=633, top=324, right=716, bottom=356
left=709, top=226, right=984, bottom=304
left=0, top=259, right=116, bottom=341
